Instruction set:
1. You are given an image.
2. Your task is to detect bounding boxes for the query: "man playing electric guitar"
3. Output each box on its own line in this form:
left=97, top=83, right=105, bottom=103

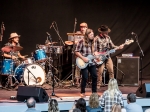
left=75, top=29, right=97, bottom=97
left=95, top=25, right=124, bottom=88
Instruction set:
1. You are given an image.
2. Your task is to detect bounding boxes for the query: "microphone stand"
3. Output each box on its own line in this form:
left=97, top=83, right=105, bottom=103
left=0, top=22, right=5, bottom=87
left=25, top=67, right=37, bottom=86
left=47, top=33, right=62, bottom=100
left=113, top=64, right=125, bottom=86
left=133, top=34, right=144, bottom=86
left=71, top=18, right=77, bottom=86
left=51, top=22, right=65, bottom=46
left=51, top=22, right=64, bottom=80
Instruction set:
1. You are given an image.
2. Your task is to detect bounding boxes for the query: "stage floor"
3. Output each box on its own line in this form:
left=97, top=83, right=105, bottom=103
left=0, top=83, right=140, bottom=102
left=0, top=80, right=150, bottom=112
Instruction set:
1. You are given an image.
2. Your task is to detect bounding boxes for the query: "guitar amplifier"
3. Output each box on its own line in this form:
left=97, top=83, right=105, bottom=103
left=116, top=56, right=139, bottom=86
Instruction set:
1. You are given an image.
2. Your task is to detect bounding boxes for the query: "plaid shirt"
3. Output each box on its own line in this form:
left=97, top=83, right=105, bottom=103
left=100, top=90, right=124, bottom=112
left=95, top=34, right=118, bottom=52
left=75, top=39, right=95, bottom=57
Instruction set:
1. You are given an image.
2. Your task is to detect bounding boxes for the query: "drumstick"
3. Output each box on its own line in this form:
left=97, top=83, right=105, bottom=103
left=24, top=55, right=28, bottom=57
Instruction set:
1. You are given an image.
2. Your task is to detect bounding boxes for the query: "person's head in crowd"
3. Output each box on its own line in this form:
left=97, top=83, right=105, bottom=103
left=26, top=97, right=36, bottom=108
left=73, top=108, right=81, bottom=112
left=75, top=98, right=86, bottom=112
left=89, top=93, right=99, bottom=108
left=48, top=99, right=59, bottom=112
left=111, top=103, right=121, bottom=112
left=127, top=93, right=136, bottom=104
left=108, top=78, right=120, bottom=99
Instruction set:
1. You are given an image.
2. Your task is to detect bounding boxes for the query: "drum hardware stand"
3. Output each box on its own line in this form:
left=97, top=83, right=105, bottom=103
left=131, top=33, right=144, bottom=86
left=62, top=19, right=77, bottom=87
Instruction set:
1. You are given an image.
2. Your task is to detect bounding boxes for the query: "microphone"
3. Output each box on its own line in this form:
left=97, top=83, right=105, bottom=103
left=75, top=18, right=77, bottom=24
left=2, top=22, right=5, bottom=30
left=50, top=22, right=54, bottom=29
left=46, top=32, right=51, bottom=36
left=131, top=32, right=137, bottom=35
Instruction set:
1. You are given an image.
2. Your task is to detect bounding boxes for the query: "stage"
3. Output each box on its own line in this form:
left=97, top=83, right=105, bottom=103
left=0, top=80, right=150, bottom=112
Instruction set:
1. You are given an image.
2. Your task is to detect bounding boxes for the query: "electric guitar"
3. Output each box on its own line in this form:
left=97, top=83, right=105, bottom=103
left=94, top=38, right=134, bottom=66
left=76, top=54, right=96, bottom=69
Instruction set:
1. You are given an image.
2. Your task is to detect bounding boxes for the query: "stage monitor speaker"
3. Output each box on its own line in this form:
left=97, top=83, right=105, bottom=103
left=116, top=56, right=139, bottom=86
left=17, top=86, right=49, bottom=102
left=136, top=83, right=150, bottom=97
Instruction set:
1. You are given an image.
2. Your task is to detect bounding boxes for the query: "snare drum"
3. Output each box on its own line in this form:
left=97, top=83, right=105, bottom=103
left=33, top=49, right=47, bottom=62
left=22, top=57, right=34, bottom=64
left=15, top=64, right=45, bottom=85
left=1, top=59, right=16, bottom=75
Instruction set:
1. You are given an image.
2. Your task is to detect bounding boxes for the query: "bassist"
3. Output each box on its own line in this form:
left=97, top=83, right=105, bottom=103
left=95, top=25, right=124, bottom=88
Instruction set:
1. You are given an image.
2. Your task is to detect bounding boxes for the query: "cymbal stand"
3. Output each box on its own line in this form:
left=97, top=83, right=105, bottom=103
left=61, top=19, right=77, bottom=87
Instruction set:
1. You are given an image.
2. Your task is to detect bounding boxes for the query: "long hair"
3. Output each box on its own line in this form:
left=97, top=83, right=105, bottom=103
left=89, top=93, right=99, bottom=108
left=111, top=103, right=121, bottom=112
left=48, top=99, right=59, bottom=112
left=107, top=78, right=120, bottom=100
left=83, top=29, right=94, bottom=47
left=75, top=98, right=86, bottom=112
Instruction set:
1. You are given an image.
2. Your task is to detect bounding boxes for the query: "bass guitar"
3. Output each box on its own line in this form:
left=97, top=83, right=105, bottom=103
left=94, top=38, right=134, bottom=66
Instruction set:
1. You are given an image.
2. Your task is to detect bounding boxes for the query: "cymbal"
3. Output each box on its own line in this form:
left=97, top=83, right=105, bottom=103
left=67, top=33, right=84, bottom=36
left=1, top=46, right=23, bottom=52
left=65, top=41, right=73, bottom=45
left=45, top=42, right=58, bottom=45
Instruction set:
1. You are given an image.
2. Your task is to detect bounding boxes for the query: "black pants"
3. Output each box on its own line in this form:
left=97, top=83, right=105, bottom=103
left=80, top=65, right=97, bottom=93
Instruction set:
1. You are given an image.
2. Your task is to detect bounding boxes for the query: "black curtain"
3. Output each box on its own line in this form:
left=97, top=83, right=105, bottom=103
left=0, top=0, right=149, bottom=78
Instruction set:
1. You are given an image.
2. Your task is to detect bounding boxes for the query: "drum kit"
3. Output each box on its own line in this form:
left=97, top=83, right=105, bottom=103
left=0, top=31, right=85, bottom=90
left=0, top=41, right=63, bottom=90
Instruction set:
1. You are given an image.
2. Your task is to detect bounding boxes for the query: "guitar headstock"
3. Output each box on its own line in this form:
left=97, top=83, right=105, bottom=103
left=124, top=38, right=134, bottom=45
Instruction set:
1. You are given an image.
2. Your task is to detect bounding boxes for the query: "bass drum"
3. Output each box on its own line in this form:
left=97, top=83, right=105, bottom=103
left=14, top=64, right=45, bottom=85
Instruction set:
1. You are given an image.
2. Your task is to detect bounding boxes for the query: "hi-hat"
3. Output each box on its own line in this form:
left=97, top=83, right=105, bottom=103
left=45, top=42, right=58, bottom=45
left=1, top=46, right=23, bottom=52
left=65, top=41, right=73, bottom=45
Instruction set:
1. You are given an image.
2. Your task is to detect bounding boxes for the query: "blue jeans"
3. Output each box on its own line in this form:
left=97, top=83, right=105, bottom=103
left=80, top=65, right=97, bottom=93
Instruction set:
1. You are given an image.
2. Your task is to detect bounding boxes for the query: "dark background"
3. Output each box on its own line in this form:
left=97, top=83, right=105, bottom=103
left=0, top=0, right=150, bottom=80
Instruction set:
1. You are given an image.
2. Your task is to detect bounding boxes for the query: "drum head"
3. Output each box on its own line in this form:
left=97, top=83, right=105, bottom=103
left=23, top=64, right=45, bottom=85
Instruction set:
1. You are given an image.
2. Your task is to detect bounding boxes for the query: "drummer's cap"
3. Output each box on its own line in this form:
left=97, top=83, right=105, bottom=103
left=9, top=32, right=20, bottom=39
left=80, top=22, right=88, bottom=28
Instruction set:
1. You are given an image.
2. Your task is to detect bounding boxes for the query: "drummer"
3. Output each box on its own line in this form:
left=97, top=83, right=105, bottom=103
left=2, top=32, right=25, bottom=60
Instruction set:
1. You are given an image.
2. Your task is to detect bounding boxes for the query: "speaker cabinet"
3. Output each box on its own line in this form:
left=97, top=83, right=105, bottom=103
left=17, top=86, right=49, bottom=102
left=136, top=83, right=150, bottom=97
left=116, top=56, right=139, bottom=86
